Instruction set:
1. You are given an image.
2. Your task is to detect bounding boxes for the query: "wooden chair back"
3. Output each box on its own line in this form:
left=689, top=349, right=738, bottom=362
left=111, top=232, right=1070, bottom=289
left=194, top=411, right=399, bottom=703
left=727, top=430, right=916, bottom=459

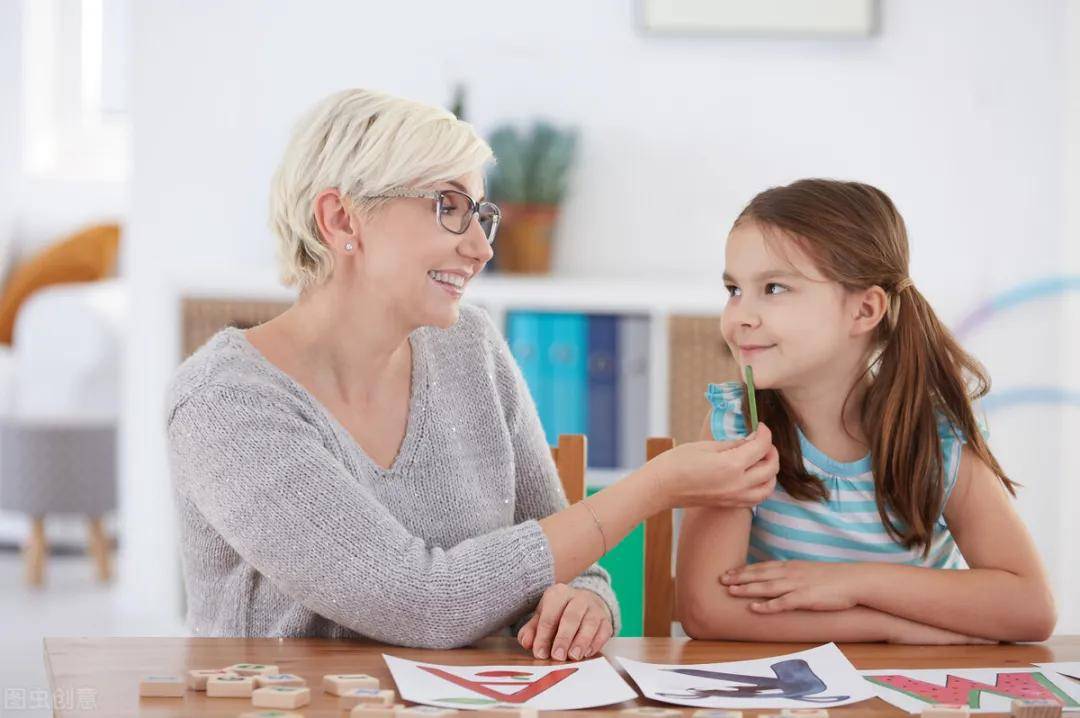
left=551, top=433, right=678, bottom=637
left=550, top=434, right=587, bottom=505
left=643, top=437, right=676, bottom=637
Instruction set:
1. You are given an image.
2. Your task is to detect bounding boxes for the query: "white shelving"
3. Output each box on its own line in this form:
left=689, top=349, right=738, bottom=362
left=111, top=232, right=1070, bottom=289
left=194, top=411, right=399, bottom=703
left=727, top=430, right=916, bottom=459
left=174, top=267, right=726, bottom=311
left=465, top=275, right=726, bottom=486
left=467, top=274, right=726, bottom=314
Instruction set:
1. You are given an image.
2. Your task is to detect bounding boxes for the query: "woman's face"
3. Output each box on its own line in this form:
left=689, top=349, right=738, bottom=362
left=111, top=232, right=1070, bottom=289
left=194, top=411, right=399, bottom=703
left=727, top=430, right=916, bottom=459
left=356, top=170, right=494, bottom=330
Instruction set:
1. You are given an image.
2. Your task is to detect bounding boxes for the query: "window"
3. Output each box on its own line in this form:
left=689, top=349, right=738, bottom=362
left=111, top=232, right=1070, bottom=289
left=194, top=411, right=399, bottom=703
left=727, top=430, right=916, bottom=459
left=22, top=0, right=130, bottom=181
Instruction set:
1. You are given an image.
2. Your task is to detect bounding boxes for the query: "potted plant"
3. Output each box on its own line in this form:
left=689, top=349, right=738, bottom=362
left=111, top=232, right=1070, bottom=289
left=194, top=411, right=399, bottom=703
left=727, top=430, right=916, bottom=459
left=486, top=122, right=578, bottom=274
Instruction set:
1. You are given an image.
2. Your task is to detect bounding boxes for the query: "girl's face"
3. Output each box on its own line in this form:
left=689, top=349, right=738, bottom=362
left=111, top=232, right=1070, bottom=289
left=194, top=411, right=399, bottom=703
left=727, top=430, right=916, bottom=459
left=357, top=171, right=494, bottom=330
left=721, top=221, right=873, bottom=391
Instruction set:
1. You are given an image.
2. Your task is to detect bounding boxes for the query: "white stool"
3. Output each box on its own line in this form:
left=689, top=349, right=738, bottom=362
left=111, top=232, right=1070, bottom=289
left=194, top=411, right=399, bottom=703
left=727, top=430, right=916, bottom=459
left=0, top=419, right=117, bottom=586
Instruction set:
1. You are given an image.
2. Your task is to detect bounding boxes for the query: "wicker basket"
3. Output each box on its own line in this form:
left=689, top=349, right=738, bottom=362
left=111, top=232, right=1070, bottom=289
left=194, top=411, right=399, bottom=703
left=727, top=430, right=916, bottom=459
left=181, top=298, right=291, bottom=358
left=667, top=314, right=740, bottom=445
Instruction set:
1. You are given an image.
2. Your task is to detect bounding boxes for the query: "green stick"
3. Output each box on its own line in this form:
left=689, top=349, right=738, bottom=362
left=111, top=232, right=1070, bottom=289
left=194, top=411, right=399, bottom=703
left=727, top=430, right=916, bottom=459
left=744, top=364, right=759, bottom=433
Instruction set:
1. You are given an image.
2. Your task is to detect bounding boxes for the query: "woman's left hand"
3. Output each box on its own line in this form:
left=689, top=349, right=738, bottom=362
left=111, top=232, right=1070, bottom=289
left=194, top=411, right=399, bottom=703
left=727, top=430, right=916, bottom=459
left=721, top=560, right=860, bottom=613
left=517, top=583, right=613, bottom=661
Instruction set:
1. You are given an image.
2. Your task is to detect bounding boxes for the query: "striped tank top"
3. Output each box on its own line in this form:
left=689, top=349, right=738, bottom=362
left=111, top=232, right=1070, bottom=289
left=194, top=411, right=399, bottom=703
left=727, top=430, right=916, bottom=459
left=706, top=381, right=967, bottom=568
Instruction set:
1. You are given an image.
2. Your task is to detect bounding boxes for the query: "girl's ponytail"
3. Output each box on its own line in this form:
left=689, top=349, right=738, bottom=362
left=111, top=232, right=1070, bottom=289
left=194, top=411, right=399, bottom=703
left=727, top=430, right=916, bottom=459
left=865, top=281, right=1014, bottom=552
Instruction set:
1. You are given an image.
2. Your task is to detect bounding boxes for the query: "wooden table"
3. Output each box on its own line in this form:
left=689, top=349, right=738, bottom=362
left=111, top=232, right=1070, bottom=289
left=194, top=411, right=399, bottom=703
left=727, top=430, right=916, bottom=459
left=42, top=636, right=1080, bottom=717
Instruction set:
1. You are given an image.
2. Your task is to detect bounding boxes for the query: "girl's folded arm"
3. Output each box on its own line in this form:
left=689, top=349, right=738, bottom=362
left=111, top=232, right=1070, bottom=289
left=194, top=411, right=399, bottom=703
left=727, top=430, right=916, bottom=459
left=675, top=504, right=975, bottom=642
left=850, top=448, right=1057, bottom=642
left=674, top=415, right=975, bottom=644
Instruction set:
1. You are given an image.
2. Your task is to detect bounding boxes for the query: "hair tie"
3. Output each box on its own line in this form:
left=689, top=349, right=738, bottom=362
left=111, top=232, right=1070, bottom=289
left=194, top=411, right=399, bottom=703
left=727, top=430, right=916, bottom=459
left=887, top=278, right=913, bottom=332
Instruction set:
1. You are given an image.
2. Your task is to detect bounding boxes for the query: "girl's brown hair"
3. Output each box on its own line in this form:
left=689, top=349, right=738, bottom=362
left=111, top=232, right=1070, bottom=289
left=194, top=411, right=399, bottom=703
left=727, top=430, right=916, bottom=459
left=735, top=178, right=1013, bottom=553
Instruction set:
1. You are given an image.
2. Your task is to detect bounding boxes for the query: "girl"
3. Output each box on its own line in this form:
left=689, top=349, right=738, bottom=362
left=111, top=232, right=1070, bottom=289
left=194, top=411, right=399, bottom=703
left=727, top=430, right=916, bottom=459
left=676, top=179, right=1056, bottom=643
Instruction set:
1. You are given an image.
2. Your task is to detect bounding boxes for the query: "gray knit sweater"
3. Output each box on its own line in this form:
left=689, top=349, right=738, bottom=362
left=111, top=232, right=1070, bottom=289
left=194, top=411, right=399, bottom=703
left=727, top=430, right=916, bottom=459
left=166, top=304, right=619, bottom=647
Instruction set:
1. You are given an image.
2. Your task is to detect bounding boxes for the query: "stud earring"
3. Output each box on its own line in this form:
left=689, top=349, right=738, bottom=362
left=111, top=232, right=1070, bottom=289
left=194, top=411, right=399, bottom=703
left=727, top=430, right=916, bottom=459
left=344, top=242, right=354, bottom=252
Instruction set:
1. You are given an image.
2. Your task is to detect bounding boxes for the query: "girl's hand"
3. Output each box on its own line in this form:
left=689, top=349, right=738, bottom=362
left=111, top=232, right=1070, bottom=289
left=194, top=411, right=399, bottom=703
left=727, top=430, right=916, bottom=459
left=517, top=584, right=613, bottom=661
left=721, top=560, right=860, bottom=613
left=648, top=424, right=779, bottom=511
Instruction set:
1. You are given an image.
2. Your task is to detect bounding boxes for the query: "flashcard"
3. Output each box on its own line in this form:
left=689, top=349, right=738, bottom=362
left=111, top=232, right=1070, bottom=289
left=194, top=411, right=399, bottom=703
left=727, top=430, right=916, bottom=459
left=618, top=643, right=874, bottom=710
left=382, top=654, right=636, bottom=711
left=1036, top=664, right=1080, bottom=683
left=862, top=667, right=1080, bottom=714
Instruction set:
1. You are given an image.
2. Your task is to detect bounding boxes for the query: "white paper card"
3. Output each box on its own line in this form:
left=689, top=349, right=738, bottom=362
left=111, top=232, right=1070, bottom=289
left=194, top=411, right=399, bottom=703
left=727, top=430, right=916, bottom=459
left=862, top=666, right=1080, bottom=714
left=618, top=643, right=875, bottom=710
left=382, top=654, right=637, bottom=711
left=1036, top=663, right=1080, bottom=682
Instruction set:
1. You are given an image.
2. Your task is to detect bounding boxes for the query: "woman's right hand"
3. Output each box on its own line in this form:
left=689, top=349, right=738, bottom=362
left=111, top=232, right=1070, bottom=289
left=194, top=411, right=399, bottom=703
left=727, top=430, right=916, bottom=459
left=646, top=424, right=779, bottom=511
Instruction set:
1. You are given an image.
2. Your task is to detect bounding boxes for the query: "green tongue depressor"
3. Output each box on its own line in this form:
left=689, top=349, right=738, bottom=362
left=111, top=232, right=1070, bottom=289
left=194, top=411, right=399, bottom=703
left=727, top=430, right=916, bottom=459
left=744, top=364, right=759, bottom=434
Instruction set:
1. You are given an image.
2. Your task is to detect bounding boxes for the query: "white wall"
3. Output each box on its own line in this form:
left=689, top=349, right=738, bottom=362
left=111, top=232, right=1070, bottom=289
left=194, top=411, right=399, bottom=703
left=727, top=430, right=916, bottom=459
left=126, top=0, right=1078, bottom=631
left=0, top=1, right=21, bottom=251
left=1060, top=0, right=1080, bottom=637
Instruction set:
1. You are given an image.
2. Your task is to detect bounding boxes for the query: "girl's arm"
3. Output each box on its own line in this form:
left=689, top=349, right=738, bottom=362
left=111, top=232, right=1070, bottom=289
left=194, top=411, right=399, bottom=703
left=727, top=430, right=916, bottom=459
left=676, top=416, right=984, bottom=643
left=836, top=448, right=1056, bottom=641
left=676, top=504, right=988, bottom=643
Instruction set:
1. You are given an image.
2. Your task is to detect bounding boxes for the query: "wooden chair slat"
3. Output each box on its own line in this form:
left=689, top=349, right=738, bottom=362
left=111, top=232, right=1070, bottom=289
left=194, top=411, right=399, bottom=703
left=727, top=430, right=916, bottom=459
left=553, top=434, right=586, bottom=505
left=643, top=437, right=676, bottom=637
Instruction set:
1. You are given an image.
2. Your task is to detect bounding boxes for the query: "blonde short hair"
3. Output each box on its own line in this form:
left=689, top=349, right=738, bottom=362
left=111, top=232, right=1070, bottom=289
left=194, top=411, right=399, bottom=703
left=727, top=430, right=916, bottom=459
left=269, top=88, right=493, bottom=290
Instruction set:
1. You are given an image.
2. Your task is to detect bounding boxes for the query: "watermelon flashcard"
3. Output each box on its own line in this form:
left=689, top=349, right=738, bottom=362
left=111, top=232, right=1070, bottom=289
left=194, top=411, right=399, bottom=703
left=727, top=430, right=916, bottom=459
left=862, top=667, right=1080, bottom=714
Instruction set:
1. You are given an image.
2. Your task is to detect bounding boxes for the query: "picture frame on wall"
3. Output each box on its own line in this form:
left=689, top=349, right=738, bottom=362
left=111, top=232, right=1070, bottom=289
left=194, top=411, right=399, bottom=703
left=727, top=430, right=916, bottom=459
left=639, top=0, right=878, bottom=39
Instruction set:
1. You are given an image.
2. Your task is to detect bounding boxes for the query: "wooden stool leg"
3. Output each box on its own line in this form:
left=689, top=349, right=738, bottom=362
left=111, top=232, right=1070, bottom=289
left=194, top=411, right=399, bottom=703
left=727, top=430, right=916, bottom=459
left=25, top=516, right=46, bottom=587
left=87, top=516, right=112, bottom=583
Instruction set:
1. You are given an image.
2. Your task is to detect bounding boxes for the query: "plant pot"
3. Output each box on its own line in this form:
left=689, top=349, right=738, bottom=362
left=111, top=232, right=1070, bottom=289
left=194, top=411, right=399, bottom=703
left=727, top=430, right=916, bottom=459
left=495, top=203, right=559, bottom=274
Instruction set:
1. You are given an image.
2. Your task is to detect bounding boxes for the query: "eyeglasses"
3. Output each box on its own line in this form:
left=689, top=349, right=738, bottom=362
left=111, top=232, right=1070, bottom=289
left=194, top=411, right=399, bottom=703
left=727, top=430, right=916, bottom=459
left=373, top=188, right=500, bottom=244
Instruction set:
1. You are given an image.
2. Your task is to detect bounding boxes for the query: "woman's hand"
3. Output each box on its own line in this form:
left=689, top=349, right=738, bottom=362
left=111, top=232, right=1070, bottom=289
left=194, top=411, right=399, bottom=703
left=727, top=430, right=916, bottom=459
left=517, top=584, right=613, bottom=661
left=722, top=560, right=860, bottom=613
left=647, top=424, right=779, bottom=511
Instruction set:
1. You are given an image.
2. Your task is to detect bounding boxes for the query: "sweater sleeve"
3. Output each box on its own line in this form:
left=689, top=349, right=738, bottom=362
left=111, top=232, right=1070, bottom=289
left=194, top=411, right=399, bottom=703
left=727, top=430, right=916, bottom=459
left=167, top=383, right=555, bottom=649
left=480, top=314, right=622, bottom=634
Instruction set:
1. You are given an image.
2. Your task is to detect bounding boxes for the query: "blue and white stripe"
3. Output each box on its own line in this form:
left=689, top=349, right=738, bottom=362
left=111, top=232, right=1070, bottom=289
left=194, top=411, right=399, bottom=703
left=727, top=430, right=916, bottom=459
left=706, top=381, right=966, bottom=569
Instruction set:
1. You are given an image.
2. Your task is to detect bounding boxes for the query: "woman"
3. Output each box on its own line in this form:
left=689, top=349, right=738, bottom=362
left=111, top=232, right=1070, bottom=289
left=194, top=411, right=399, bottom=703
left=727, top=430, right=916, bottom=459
left=166, top=88, right=779, bottom=661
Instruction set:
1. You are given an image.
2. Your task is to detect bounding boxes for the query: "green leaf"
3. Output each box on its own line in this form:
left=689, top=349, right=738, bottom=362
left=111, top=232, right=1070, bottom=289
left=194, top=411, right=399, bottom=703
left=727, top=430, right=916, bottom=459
left=486, top=121, right=577, bottom=205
